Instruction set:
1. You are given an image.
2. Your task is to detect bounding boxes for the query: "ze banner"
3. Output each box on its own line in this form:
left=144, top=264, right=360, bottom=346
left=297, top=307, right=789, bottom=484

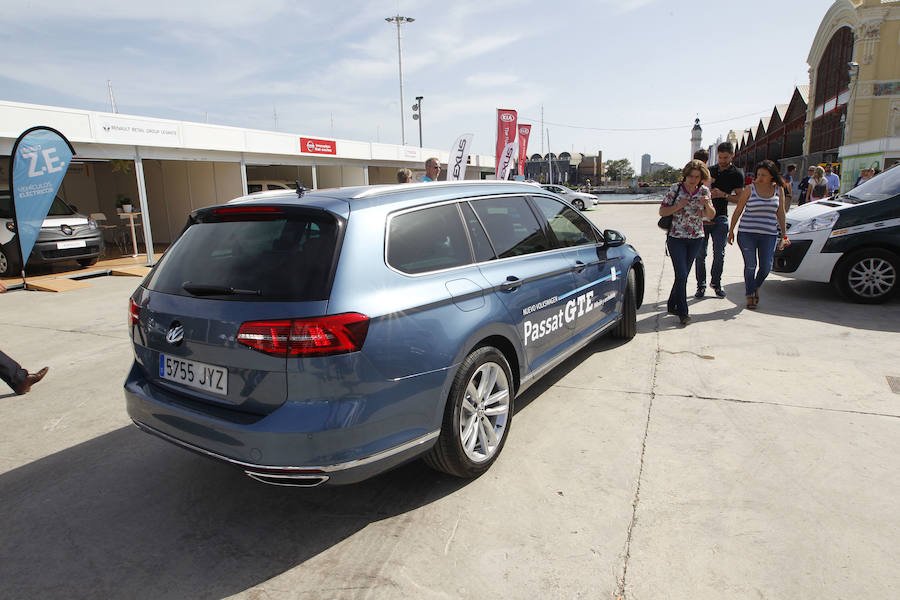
left=494, top=108, right=517, bottom=178
left=447, top=133, right=474, bottom=181
left=9, top=126, right=75, bottom=276
left=517, top=124, right=531, bottom=176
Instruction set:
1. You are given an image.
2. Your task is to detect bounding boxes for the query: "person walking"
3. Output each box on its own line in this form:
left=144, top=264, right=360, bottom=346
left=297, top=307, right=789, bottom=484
left=782, top=164, right=796, bottom=210
left=823, top=163, right=841, bottom=196
left=727, top=159, right=787, bottom=310
left=0, top=281, right=49, bottom=395
left=797, top=166, right=815, bottom=205
left=660, top=159, right=715, bottom=325
left=806, top=166, right=828, bottom=203
left=694, top=142, right=744, bottom=299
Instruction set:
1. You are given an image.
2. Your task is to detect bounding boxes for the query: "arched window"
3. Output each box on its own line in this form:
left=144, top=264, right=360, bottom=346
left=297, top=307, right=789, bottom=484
left=810, top=26, right=854, bottom=153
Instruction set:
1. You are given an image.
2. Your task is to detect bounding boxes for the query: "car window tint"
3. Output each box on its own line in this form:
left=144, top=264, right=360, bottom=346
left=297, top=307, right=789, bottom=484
left=145, top=214, right=338, bottom=301
left=0, top=193, right=12, bottom=219
left=388, top=203, right=472, bottom=274
left=247, top=184, right=263, bottom=193
left=266, top=184, right=287, bottom=190
left=471, top=196, right=550, bottom=258
left=460, top=202, right=496, bottom=262
left=531, top=196, right=598, bottom=247
left=47, top=197, right=75, bottom=216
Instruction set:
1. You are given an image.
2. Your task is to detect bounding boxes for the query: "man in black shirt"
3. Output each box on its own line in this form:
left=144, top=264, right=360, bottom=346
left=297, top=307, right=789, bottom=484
left=695, top=142, right=744, bottom=298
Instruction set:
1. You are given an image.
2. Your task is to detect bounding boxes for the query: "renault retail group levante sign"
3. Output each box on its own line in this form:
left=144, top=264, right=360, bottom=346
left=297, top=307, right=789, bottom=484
left=300, top=137, right=336, bottom=155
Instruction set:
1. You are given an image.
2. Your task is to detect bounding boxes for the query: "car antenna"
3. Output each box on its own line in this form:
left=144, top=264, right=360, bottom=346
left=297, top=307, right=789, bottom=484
left=295, top=181, right=305, bottom=198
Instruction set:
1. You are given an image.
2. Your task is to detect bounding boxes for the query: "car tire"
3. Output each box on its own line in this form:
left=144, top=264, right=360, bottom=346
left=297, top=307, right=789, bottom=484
left=0, top=243, right=21, bottom=277
left=77, top=257, right=99, bottom=268
left=611, top=268, right=637, bottom=339
left=424, top=346, right=514, bottom=478
left=573, top=199, right=585, bottom=211
left=833, top=248, right=899, bottom=304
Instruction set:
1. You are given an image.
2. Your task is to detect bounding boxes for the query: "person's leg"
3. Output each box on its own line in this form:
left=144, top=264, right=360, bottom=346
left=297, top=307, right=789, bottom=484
left=0, top=350, right=27, bottom=392
left=666, top=237, right=685, bottom=315
left=736, top=232, right=759, bottom=298
left=694, top=225, right=710, bottom=295
left=754, top=234, right=778, bottom=291
left=709, top=216, right=729, bottom=294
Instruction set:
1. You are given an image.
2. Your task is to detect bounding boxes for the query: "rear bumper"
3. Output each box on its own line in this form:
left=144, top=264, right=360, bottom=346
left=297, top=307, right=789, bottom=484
left=124, top=362, right=445, bottom=486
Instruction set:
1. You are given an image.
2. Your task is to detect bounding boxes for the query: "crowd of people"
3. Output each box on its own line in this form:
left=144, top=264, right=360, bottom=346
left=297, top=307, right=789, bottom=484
left=659, top=142, right=791, bottom=323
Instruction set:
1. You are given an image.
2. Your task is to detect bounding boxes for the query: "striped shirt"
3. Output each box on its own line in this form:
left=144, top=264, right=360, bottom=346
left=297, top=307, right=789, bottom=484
left=738, top=184, right=780, bottom=235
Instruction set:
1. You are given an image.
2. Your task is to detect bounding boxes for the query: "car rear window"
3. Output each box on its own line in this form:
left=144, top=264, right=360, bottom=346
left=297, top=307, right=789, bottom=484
left=145, top=212, right=339, bottom=301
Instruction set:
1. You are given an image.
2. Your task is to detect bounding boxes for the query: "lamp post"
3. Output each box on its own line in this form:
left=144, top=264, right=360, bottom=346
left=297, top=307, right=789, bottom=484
left=846, top=61, right=860, bottom=147
left=412, top=96, right=423, bottom=147
left=385, top=15, right=414, bottom=146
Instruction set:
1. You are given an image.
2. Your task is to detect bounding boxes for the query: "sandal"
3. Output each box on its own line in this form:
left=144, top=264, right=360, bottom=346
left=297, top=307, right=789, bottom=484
left=746, top=295, right=757, bottom=309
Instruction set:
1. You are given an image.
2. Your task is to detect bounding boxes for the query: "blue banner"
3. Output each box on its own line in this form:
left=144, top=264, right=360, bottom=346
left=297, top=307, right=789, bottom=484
left=10, top=127, right=75, bottom=274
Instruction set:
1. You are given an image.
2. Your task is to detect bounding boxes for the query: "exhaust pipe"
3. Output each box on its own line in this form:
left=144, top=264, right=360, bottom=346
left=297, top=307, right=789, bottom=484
left=245, top=471, right=329, bottom=487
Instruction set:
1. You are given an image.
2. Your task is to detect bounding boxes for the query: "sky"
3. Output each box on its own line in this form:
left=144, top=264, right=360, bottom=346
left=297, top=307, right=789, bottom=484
left=1, top=0, right=833, bottom=169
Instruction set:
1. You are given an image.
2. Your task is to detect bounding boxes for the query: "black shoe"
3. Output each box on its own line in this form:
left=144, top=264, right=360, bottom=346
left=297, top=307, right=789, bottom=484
left=694, top=287, right=706, bottom=298
left=14, top=367, right=49, bottom=395
left=712, top=286, right=727, bottom=298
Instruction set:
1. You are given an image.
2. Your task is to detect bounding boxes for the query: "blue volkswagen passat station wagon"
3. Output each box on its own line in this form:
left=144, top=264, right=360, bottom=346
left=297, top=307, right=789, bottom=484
left=125, top=181, right=644, bottom=486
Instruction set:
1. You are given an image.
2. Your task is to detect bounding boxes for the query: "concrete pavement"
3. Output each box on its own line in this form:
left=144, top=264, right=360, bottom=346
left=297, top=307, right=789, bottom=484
left=0, top=204, right=897, bottom=599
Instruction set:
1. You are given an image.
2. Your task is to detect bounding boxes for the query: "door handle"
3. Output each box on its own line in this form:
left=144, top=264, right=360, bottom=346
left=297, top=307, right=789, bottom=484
left=500, top=276, right=522, bottom=292
left=573, top=260, right=586, bottom=273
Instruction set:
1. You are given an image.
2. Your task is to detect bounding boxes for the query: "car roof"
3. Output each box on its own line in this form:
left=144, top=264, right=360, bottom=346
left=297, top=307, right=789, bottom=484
left=226, top=180, right=557, bottom=213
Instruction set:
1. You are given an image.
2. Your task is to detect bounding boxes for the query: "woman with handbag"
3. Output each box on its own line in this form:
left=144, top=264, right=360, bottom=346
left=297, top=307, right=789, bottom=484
left=727, top=159, right=788, bottom=309
left=805, top=165, right=828, bottom=203
left=659, top=159, right=715, bottom=325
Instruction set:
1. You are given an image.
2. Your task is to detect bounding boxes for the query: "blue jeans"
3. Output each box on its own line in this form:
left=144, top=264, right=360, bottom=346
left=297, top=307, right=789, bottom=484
left=694, top=215, right=728, bottom=289
left=736, top=231, right=777, bottom=297
left=666, top=236, right=703, bottom=317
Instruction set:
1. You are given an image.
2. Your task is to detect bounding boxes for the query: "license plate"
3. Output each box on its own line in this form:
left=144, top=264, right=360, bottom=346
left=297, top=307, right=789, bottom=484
left=159, top=353, right=228, bottom=395
left=57, top=240, right=86, bottom=250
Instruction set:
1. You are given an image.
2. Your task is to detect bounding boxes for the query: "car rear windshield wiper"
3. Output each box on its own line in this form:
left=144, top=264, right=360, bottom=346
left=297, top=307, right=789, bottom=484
left=182, top=282, right=262, bottom=296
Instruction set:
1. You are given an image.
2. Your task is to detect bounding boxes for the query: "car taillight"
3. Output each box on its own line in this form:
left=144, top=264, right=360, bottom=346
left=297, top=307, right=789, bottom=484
left=129, top=298, right=140, bottom=326
left=237, top=313, right=369, bottom=357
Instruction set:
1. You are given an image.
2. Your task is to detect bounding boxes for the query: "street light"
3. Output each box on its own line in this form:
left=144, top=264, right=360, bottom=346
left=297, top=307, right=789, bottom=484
left=385, top=15, right=414, bottom=146
left=846, top=61, right=860, bottom=146
left=412, top=96, right=423, bottom=147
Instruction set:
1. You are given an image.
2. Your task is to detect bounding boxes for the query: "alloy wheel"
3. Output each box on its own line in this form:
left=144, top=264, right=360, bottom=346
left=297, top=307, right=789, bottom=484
left=848, top=257, right=896, bottom=299
left=458, top=361, right=510, bottom=463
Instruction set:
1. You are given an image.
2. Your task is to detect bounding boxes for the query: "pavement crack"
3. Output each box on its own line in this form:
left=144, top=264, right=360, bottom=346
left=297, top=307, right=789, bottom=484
left=666, top=393, right=900, bottom=420
left=614, top=254, right=664, bottom=599
left=0, top=321, right=124, bottom=340
left=659, top=349, right=715, bottom=360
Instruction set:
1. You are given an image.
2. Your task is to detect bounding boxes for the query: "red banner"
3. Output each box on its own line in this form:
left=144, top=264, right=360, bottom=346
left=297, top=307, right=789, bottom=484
left=517, top=124, right=531, bottom=176
left=299, top=137, right=336, bottom=155
left=495, top=109, right=517, bottom=175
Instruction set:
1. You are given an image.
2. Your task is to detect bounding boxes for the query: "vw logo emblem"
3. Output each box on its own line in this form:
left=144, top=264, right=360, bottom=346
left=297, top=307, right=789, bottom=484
left=166, top=323, right=184, bottom=346
left=61, top=224, right=74, bottom=236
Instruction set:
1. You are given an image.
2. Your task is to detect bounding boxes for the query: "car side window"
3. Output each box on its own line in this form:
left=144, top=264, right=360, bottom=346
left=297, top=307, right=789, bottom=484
left=388, top=203, right=473, bottom=274
left=531, top=196, right=598, bottom=247
left=470, top=196, right=551, bottom=258
left=459, top=202, right=496, bottom=262
left=247, top=184, right=263, bottom=193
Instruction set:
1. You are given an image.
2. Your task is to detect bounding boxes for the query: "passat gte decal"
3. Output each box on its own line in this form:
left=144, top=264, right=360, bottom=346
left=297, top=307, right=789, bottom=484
left=522, top=267, right=620, bottom=346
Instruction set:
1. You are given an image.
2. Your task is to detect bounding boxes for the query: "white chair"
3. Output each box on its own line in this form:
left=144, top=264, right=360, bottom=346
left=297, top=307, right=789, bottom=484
left=91, top=213, right=118, bottom=257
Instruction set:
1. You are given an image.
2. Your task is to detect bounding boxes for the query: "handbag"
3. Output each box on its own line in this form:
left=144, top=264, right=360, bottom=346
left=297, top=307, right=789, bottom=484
left=657, top=183, right=679, bottom=231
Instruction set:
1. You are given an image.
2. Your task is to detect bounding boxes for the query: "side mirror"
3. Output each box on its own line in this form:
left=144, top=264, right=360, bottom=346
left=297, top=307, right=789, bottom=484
left=603, top=229, right=626, bottom=247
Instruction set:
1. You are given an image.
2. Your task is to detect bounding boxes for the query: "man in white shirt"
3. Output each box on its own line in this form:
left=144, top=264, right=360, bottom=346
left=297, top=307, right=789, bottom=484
left=824, top=163, right=841, bottom=196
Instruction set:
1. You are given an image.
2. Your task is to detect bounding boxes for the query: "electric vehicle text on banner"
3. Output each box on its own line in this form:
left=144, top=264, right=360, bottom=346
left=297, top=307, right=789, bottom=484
left=9, top=126, right=76, bottom=277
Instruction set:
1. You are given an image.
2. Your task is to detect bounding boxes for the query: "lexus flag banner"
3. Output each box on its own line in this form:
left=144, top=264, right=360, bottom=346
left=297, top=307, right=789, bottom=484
left=497, top=140, right=518, bottom=182
left=517, top=124, right=532, bottom=176
left=9, top=126, right=75, bottom=277
left=494, top=108, right=517, bottom=178
left=447, top=133, right=474, bottom=181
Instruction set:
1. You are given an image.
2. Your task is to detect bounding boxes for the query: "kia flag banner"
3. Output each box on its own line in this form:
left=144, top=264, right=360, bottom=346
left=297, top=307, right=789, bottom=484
left=447, top=133, right=474, bottom=181
left=517, top=124, right=532, bottom=176
left=495, top=109, right=517, bottom=177
left=9, top=126, right=75, bottom=276
left=497, top=139, right=518, bottom=181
